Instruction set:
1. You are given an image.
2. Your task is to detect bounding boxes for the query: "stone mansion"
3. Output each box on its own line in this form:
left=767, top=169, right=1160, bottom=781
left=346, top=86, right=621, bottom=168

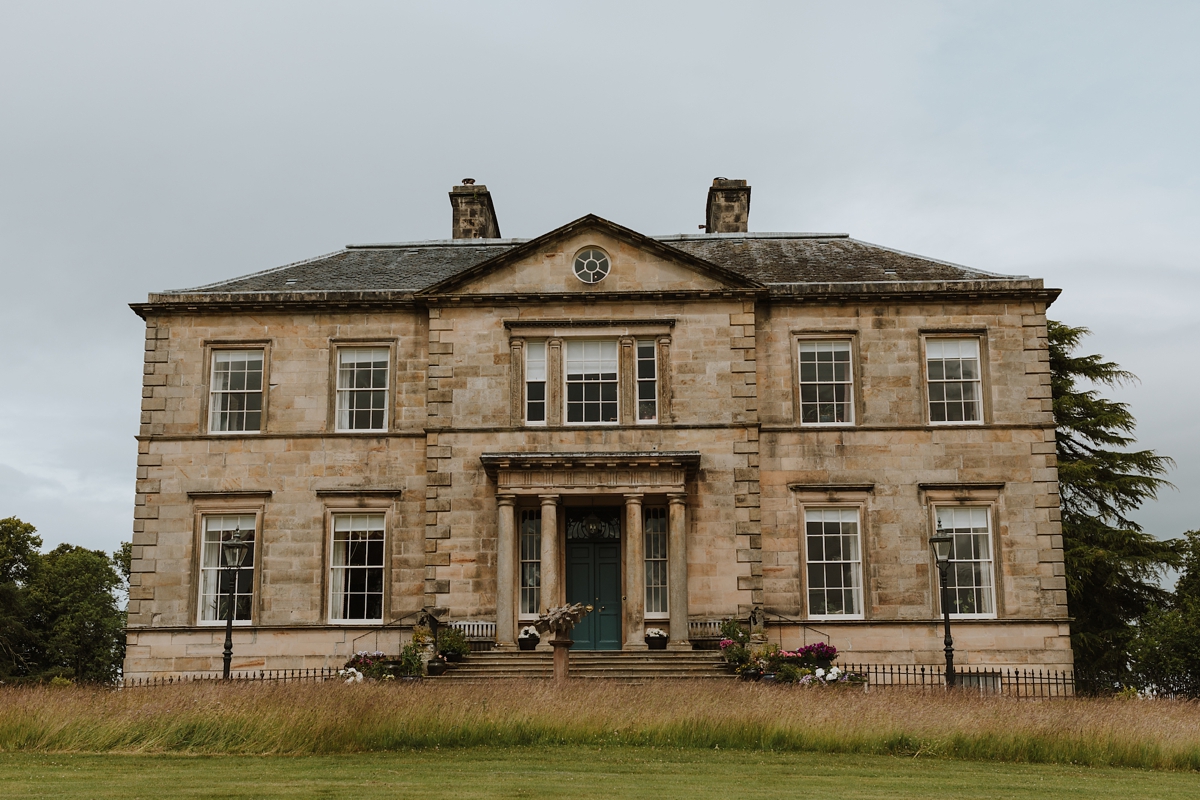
left=124, top=179, right=1072, bottom=678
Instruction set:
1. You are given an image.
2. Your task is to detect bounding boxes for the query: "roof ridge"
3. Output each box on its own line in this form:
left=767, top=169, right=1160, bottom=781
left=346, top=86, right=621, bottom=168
left=346, top=238, right=529, bottom=249
left=655, top=232, right=850, bottom=241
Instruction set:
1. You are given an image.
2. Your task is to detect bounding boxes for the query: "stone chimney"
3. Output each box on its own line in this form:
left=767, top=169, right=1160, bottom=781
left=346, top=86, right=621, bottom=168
left=449, top=179, right=501, bottom=239
left=704, top=178, right=751, bottom=234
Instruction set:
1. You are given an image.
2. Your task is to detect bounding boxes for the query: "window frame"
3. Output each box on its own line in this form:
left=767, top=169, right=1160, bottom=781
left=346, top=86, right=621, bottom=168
left=790, top=332, right=859, bottom=428
left=506, top=322, right=673, bottom=428
left=922, top=333, right=988, bottom=427
left=328, top=340, right=396, bottom=434
left=524, top=340, right=548, bottom=426
left=800, top=505, right=866, bottom=621
left=563, top=339, right=620, bottom=426
left=326, top=510, right=388, bottom=625
left=518, top=507, right=542, bottom=620
left=796, top=337, right=856, bottom=427
left=643, top=505, right=669, bottom=619
left=203, top=341, right=271, bottom=436
left=191, top=503, right=264, bottom=627
left=635, top=339, right=659, bottom=424
left=931, top=503, right=999, bottom=620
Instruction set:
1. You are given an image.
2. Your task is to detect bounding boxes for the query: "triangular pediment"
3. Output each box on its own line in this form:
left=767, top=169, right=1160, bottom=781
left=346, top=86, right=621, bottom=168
left=418, top=215, right=762, bottom=296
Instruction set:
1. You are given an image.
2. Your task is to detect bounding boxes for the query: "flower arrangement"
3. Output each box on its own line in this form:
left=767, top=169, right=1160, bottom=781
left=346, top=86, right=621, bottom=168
left=645, top=628, right=668, bottom=638
left=518, top=625, right=540, bottom=650
left=766, top=642, right=839, bottom=672
left=341, top=650, right=390, bottom=680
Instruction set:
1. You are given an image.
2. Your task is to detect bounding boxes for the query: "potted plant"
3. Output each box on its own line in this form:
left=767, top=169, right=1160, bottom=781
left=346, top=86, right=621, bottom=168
left=437, top=626, right=471, bottom=663
left=644, top=628, right=669, bottom=650
left=518, top=625, right=541, bottom=651
left=425, top=653, right=449, bottom=676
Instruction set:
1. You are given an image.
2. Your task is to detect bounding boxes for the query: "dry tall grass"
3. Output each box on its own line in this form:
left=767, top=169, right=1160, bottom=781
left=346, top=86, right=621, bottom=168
left=2, top=681, right=1198, bottom=770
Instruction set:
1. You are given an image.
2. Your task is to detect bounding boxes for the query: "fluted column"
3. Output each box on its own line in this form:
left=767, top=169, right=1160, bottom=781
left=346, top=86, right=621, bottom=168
left=495, top=494, right=516, bottom=648
left=623, top=493, right=647, bottom=650
left=667, top=493, right=689, bottom=649
left=539, top=494, right=560, bottom=611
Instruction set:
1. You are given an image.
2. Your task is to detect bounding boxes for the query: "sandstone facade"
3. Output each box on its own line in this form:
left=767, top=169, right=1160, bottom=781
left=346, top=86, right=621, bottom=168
left=125, top=183, right=1070, bottom=678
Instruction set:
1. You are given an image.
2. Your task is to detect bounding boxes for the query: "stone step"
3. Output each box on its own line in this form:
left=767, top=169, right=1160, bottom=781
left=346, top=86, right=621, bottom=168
left=438, top=649, right=734, bottom=681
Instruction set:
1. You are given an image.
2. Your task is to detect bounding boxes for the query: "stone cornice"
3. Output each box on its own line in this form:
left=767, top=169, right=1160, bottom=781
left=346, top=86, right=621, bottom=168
left=130, top=280, right=1059, bottom=318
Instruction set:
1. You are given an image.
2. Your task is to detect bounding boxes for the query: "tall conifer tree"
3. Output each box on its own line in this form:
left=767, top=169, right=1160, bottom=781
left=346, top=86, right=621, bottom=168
left=1049, top=321, right=1177, bottom=689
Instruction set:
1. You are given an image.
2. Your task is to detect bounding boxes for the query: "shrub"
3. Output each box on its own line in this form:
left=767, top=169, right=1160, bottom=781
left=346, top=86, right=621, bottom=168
left=720, top=642, right=751, bottom=667
left=437, top=626, right=471, bottom=658
left=718, top=618, right=749, bottom=646
left=397, top=642, right=424, bottom=677
left=775, top=664, right=804, bottom=684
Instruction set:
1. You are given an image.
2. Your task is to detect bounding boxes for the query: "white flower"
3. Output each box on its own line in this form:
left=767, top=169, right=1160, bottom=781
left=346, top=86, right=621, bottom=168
left=815, top=668, right=825, bottom=678
left=343, top=667, right=364, bottom=685
left=828, top=667, right=841, bottom=679
left=645, top=628, right=668, bottom=638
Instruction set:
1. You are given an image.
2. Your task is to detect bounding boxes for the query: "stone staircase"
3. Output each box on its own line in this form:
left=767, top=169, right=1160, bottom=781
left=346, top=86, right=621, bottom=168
left=440, top=649, right=733, bottom=682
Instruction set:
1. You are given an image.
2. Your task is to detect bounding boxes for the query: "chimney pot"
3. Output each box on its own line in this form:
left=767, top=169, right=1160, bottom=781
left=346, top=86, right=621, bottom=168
left=705, top=178, right=751, bottom=234
left=449, top=181, right=501, bottom=239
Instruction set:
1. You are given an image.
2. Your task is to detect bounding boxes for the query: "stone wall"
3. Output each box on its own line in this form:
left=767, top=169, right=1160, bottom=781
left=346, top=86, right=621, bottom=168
left=126, top=246, right=1069, bottom=675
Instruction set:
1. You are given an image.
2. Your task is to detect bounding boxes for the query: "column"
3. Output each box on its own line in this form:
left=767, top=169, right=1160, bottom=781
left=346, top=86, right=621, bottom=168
left=618, top=336, right=636, bottom=425
left=667, top=493, right=689, bottom=650
left=624, top=493, right=647, bottom=650
left=547, top=338, right=563, bottom=427
left=495, top=494, right=516, bottom=648
left=539, top=494, right=560, bottom=611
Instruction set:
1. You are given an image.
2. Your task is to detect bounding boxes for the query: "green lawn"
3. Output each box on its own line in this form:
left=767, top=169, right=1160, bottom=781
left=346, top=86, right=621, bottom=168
left=3, top=747, right=1196, bottom=800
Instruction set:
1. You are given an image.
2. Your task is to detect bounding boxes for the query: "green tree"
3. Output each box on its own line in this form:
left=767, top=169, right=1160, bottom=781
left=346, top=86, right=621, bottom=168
left=1129, top=531, right=1200, bottom=697
left=26, top=544, right=125, bottom=683
left=0, top=517, right=43, bottom=678
left=1049, top=321, right=1178, bottom=690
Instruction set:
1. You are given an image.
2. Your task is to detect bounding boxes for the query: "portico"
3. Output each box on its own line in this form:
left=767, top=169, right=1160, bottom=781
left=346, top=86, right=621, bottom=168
left=482, top=452, right=699, bottom=651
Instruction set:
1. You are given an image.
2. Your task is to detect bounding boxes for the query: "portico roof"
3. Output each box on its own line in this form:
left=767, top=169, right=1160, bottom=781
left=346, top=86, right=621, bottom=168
left=480, top=451, right=701, bottom=476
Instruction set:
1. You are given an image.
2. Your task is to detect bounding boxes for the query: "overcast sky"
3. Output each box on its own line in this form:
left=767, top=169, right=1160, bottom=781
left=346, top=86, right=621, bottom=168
left=1, top=1, right=1197, bottom=563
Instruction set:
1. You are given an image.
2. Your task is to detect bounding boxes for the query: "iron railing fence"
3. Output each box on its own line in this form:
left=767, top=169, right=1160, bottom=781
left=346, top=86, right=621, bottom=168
left=835, top=663, right=1075, bottom=697
left=123, top=667, right=339, bottom=687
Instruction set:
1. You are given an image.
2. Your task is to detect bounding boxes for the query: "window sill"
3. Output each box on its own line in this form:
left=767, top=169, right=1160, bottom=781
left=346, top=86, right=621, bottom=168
left=197, top=620, right=254, bottom=627
left=207, top=430, right=262, bottom=436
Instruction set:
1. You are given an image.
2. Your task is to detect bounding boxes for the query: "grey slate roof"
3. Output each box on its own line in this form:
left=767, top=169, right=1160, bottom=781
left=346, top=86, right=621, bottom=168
left=163, top=231, right=1019, bottom=296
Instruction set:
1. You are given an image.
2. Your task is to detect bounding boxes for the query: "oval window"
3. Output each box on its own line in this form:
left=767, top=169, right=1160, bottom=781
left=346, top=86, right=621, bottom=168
left=573, top=248, right=611, bottom=283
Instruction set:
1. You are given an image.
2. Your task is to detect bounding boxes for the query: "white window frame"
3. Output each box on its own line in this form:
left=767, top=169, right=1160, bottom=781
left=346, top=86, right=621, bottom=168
left=208, top=348, right=265, bottom=434
left=564, top=340, right=619, bottom=426
left=525, top=340, right=547, bottom=426
left=925, top=337, right=984, bottom=426
left=636, top=340, right=658, bottom=424
left=933, top=505, right=997, bottom=619
left=335, top=347, right=390, bottom=433
left=644, top=505, right=669, bottom=619
left=797, top=339, right=854, bottom=426
left=803, top=506, right=865, bottom=620
left=519, top=508, right=542, bottom=619
left=197, top=513, right=257, bottom=626
left=328, top=512, right=386, bottom=624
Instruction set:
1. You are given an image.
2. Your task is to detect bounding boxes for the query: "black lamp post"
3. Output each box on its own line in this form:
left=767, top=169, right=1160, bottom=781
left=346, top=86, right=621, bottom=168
left=221, top=529, right=252, bottom=680
left=929, top=528, right=956, bottom=689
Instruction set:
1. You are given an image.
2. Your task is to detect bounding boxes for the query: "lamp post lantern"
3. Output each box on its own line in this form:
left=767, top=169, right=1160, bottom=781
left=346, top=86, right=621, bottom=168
left=220, top=529, right=252, bottom=680
left=929, top=527, right=956, bottom=689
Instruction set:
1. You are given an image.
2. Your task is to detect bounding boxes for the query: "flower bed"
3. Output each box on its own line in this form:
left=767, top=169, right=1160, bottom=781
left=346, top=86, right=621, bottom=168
left=717, top=621, right=865, bottom=686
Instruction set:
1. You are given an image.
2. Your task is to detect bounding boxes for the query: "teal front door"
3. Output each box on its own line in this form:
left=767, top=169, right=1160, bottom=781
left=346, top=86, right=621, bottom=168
left=565, top=508, right=622, bottom=650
